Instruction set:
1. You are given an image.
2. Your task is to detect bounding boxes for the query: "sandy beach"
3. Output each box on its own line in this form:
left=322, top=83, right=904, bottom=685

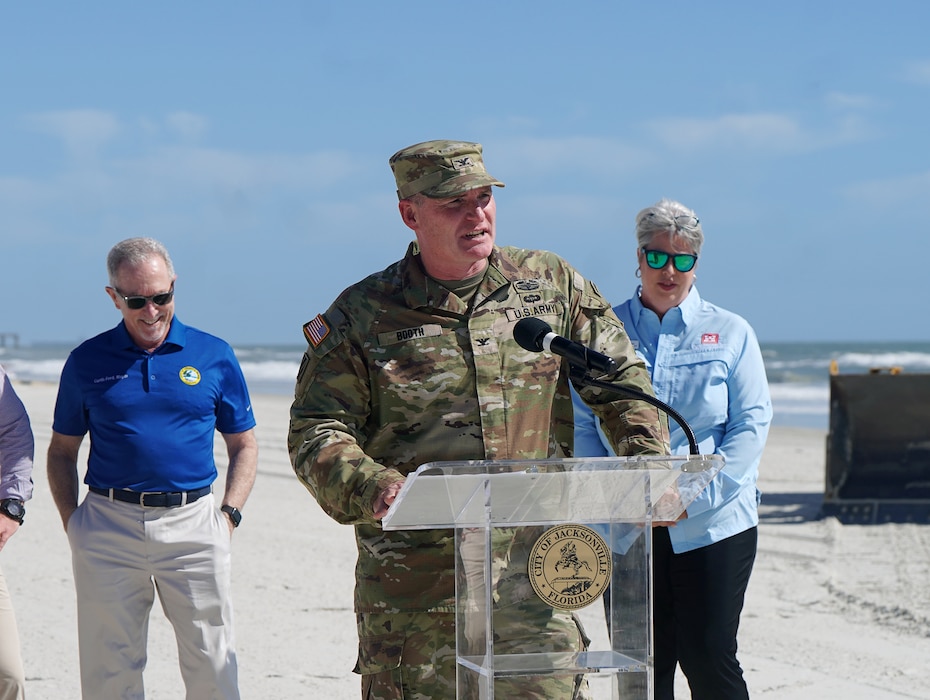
left=8, top=381, right=930, bottom=699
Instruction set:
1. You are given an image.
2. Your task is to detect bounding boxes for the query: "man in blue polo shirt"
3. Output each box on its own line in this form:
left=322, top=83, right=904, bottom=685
left=47, top=237, right=258, bottom=700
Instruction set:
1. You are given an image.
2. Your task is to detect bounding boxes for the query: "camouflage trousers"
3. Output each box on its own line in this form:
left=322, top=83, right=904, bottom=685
left=355, top=608, right=592, bottom=699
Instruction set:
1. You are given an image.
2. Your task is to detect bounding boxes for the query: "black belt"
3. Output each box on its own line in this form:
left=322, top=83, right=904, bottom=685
left=89, top=485, right=212, bottom=507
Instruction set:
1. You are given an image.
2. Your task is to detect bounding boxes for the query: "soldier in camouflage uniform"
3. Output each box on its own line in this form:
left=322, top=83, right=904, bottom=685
left=288, top=140, right=670, bottom=699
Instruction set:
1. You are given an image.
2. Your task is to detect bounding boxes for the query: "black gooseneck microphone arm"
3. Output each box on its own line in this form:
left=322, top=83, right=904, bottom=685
left=569, top=366, right=699, bottom=456
left=512, top=316, right=699, bottom=455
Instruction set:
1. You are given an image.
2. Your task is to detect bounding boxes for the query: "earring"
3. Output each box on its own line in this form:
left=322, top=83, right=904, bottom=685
left=635, top=268, right=642, bottom=278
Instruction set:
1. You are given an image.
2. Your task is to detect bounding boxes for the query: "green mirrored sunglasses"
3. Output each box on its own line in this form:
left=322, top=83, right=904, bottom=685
left=641, top=248, right=698, bottom=273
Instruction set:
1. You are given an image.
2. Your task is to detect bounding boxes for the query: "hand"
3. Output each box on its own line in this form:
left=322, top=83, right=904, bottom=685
left=0, top=517, right=20, bottom=551
left=653, top=487, right=687, bottom=526
left=373, top=481, right=404, bottom=520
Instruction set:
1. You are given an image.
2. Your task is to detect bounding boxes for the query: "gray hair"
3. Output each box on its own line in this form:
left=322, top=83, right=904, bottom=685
left=106, top=238, right=175, bottom=287
left=634, top=198, right=704, bottom=256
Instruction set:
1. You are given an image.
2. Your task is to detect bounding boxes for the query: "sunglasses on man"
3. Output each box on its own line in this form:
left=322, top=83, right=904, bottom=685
left=113, top=284, right=175, bottom=310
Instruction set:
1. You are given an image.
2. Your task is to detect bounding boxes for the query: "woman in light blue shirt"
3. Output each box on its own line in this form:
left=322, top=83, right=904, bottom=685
left=573, top=198, right=772, bottom=700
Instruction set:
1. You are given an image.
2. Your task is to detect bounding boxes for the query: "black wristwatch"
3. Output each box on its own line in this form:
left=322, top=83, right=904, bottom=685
left=0, top=499, right=25, bottom=525
left=221, top=504, right=242, bottom=528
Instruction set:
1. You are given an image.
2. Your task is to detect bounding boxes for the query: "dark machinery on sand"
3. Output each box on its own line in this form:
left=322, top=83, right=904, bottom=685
left=824, top=362, right=930, bottom=524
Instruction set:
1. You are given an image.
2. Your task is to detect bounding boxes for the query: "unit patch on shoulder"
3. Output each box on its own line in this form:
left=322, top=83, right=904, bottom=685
left=179, top=366, right=201, bottom=386
left=303, top=314, right=332, bottom=348
left=528, top=524, right=612, bottom=610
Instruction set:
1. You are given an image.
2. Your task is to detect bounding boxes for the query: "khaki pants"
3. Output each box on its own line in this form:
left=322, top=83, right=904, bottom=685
left=68, top=492, right=238, bottom=700
left=0, top=565, right=25, bottom=700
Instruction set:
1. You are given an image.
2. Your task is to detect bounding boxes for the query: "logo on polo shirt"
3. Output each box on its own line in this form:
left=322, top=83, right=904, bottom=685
left=179, top=366, right=202, bottom=385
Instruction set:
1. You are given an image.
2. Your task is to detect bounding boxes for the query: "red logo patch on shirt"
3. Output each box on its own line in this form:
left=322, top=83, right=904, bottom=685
left=701, top=333, right=720, bottom=345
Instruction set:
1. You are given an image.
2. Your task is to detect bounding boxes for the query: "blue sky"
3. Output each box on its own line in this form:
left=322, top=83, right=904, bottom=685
left=2, top=1, right=928, bottom=346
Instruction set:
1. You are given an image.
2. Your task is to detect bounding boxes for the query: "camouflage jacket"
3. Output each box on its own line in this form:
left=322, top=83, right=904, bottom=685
left=289, top=242, right=669, bottom=613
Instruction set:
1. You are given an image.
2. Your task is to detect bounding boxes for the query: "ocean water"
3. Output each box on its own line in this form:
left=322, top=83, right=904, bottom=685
left=762, top=341, right=930, bottom=430
left=4, top=340, right=930, bottom=431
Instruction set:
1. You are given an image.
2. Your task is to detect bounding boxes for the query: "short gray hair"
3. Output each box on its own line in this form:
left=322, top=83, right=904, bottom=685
left=106, top=238, right=175, bottom=287
left=634, top=198, right=704, bottom=256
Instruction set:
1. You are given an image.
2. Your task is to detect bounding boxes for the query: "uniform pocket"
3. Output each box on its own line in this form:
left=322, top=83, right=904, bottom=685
left=354, top=631, right=404, bottom=674
left=355, top=631, right=404, bottom=699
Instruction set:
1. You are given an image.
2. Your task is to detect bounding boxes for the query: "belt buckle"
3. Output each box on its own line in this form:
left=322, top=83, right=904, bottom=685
left=139, top=492, right=154, bottom=507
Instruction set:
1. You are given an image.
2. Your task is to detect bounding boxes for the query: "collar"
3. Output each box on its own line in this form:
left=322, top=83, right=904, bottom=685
left=632, top=284, right=702, bottom=327
left=400, top=242, right=512, bottom=314
left=114, top=317, right=186, bottom=354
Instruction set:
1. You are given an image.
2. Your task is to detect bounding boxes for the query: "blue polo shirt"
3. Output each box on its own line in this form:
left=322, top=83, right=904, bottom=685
left=53, top=317, right=256, bottom=492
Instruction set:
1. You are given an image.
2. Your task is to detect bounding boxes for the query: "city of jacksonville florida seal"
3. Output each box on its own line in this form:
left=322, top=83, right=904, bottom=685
left=528, top=524, right=612, bottom=610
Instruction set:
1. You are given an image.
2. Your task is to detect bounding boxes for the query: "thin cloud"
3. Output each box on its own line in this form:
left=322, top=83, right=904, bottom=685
left=473, top=114, right=541, bottom=131
left=0, top=177, right=56, bottom=242
left=0, top=176, right=46, bottom=206
left=900, top=59, right=930, bottom=85
left=3, top=111, right=371, bottom=248
left=24, top=109, right=121, bottom=160
left=491, top=136, right=653, bottom=176
left=824, top=91, right=876, bottom=110
left=843, top=170, right=930, bottom=207
left=166, top=111, right=209, bottom=141
left=648, top=113, right=803, bottom=152
left=12, top=110, right=363, bottom=201
left=116, top=146, right=359, bottom=191
left=647, top=111, right=872, bottom=154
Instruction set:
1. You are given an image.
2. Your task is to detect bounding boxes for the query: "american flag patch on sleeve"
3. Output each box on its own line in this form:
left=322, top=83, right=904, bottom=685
left=303, top=314, right=331, bottom=348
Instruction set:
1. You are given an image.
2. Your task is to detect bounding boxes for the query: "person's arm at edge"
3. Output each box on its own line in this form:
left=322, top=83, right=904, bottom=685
left=0, top=368, right=35, bottom=502
left=0, top=368, right=34, bottom=549
left=220, top=428, right=258, bottom=534
left=47, top=431, right=84, bottom=531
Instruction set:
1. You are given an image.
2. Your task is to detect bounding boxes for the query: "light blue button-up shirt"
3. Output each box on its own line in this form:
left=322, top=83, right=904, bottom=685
left=573, top=286, right=772, bottom=553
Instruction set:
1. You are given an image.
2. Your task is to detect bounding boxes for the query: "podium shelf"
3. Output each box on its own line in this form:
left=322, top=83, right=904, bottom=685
left=382, top=455, right=723, bottom=530
left=458, top=650, right=646, bottom=677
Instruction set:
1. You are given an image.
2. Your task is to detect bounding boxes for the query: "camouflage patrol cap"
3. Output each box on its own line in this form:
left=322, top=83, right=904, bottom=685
left=389, top=140, right=505, bottom=200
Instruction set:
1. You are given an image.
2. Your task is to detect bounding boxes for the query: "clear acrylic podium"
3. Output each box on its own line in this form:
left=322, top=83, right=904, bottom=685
left=382, top=455, right=724, bottom=699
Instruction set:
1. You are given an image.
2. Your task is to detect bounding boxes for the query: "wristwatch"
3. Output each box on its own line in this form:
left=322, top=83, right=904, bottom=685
left=221, top=504, right=242, bottom=528
left=0, top=499, right=25, bottom=525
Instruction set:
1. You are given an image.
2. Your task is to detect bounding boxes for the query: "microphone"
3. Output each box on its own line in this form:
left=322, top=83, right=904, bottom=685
left=513, top=317, right=618, bottom=376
